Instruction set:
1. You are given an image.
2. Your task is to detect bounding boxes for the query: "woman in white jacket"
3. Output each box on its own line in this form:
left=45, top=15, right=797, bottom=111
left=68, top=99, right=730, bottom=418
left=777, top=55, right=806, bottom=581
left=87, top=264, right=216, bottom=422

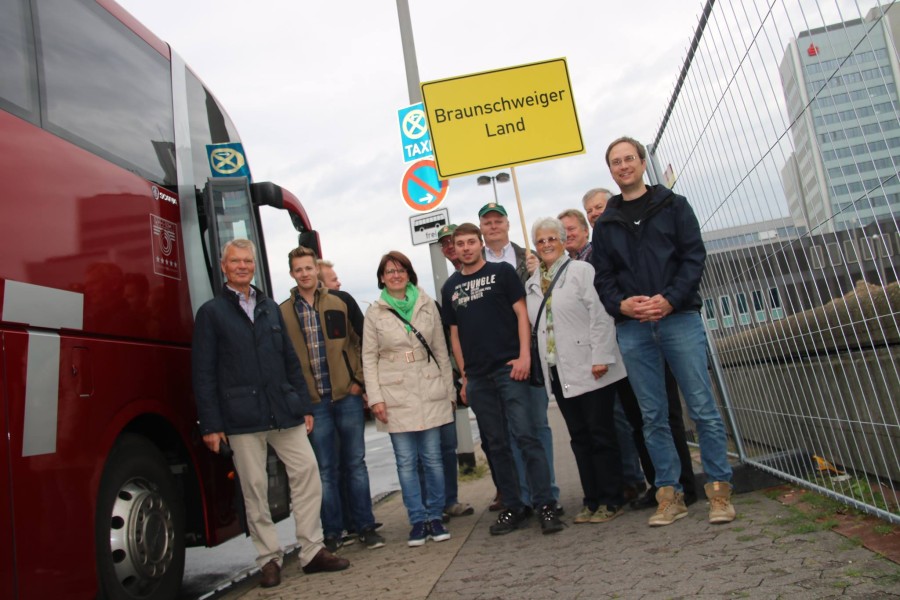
left=525, top=217, right=628, bottom=525
left=362, top=251, right=455, bottom=547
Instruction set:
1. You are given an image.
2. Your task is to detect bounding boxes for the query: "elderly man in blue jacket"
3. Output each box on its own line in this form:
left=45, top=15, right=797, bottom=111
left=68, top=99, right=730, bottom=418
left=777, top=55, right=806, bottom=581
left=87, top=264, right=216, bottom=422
left=192, top=239, right=349, bottom=588
left=591, top=137, right=736, bottom=528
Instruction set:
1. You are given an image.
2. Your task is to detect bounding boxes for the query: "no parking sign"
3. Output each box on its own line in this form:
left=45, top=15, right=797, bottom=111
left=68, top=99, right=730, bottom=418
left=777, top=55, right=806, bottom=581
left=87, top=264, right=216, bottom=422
left=401, top=159, right=448, bottom=212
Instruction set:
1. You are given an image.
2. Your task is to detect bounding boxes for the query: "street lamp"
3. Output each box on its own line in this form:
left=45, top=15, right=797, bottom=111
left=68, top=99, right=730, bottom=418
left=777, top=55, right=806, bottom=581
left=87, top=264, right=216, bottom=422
left=477, top=172, right=511, bottom=203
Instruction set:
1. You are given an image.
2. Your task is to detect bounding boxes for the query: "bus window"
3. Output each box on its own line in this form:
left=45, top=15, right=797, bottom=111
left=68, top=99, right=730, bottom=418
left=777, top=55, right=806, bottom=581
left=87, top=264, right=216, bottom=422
left=204, top=177, right=268, bottom=297
left=34, top=0, right=175, bottom=186
left=0, top=0, right=38, bottom=122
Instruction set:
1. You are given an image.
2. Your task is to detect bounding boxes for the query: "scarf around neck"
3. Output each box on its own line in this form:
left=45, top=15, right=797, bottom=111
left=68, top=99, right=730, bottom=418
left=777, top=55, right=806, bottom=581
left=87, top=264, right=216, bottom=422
left=381, top=283, right=419, bottom=331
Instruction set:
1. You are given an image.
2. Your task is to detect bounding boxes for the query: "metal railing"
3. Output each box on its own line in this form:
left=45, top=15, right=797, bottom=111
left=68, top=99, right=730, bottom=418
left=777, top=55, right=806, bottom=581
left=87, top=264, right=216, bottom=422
left=648, top=0, right=900, bottom=523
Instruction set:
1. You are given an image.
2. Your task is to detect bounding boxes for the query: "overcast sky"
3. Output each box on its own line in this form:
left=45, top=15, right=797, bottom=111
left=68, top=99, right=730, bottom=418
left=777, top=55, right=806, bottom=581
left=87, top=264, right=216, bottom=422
left=118, top=0, right=711, bottom=305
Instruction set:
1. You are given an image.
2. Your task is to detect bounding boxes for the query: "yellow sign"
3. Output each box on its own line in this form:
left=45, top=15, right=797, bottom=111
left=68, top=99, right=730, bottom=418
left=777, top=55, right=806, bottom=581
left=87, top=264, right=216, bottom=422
left=421, top=58, right=584, bottom=179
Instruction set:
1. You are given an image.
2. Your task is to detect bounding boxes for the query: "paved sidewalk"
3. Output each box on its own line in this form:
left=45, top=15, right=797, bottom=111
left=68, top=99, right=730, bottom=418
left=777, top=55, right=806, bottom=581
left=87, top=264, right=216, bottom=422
left=217, top=406, right=900, bottom=600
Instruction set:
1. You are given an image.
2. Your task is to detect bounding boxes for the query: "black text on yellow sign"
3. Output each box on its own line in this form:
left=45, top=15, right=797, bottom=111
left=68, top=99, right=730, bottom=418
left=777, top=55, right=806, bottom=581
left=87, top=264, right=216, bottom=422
left=421, top=58, right=584, bottom=179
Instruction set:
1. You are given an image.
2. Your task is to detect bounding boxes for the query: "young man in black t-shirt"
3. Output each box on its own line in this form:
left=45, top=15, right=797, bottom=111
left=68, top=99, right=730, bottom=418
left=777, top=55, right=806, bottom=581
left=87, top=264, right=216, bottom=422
left=441, top=223, right=563, bottom=536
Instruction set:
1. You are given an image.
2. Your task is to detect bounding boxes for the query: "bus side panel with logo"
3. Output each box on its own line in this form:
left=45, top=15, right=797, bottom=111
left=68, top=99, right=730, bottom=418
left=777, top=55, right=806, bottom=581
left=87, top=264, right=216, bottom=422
left=0, top=1, right=318, bottom=598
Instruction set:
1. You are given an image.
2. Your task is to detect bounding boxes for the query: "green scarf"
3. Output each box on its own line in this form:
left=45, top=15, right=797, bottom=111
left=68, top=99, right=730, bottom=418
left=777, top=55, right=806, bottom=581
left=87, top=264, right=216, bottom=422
left=381, top=283, right=419, bottom=331
left=540, top=255, right=568, bottom=366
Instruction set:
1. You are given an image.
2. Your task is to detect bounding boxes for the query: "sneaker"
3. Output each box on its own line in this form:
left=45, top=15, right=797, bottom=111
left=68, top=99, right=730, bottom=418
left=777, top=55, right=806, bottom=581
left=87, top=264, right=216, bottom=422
left=323, top=535, right=342, bottom=553
left=705, top=481, right=736, bottom=524
left=408, top=522, right=427, bottom=547
left=340, top=532, right=356, bottom=546
left=427, top=519, right=451, bottom=542
left=489, top=508, right=529, bottom=535
left=554, top=502, right=565, bottom=516
left=358, top=526, right=386, bottom=549
left=590, top=505, right=624, bottom=524
left=445, top=502, right=474, bottom=517
left=648, top=486, right=688, bottom=527
left=573, top=506, right=594, bottom=524
left=539, top=503, right=564, bottom=534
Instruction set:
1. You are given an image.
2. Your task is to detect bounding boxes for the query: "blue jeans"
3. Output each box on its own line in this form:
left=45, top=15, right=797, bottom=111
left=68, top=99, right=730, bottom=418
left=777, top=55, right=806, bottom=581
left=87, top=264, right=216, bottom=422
left=466, top=364, right=553, bottom=511
left=510, top=384, right=559, bottom=505
left=613, top=395, right=645, bottom=486
left=308, top=394, right=376, bottom=538
left=418, top=417, right=460, bottom=508
left=616, top=312, right=732, bottom=490
left=391, top=428, right=445, bottom=524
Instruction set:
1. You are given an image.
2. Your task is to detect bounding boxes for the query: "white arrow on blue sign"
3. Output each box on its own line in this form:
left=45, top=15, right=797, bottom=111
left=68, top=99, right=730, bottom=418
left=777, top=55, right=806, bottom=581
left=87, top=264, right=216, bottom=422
left=398, top=103, right=433, bottom=163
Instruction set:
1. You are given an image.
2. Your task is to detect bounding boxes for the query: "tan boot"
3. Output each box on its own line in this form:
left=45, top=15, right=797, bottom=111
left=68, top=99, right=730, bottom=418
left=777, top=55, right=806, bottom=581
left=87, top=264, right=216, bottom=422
left=705, top=481, right=736, bottom=524
left=648, top=486, right=688, bottom=526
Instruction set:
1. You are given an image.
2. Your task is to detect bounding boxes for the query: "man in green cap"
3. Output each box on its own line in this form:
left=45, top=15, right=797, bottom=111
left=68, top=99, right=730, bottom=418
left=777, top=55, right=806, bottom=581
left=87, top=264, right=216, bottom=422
left=437, top=224, right=462, bottom=271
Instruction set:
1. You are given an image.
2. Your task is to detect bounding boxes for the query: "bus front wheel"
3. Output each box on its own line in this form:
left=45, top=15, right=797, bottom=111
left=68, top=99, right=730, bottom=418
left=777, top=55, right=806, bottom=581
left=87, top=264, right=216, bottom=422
left=96, top=434, right=185, bottom=600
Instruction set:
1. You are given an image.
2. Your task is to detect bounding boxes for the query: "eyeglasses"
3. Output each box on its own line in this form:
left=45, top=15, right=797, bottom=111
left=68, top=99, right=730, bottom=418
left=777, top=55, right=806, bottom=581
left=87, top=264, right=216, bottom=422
left=535, top=236, right=560, bottom=246
left=609, top=154, right=639, bottom=167
left=384, top=268, right=407, bottom=276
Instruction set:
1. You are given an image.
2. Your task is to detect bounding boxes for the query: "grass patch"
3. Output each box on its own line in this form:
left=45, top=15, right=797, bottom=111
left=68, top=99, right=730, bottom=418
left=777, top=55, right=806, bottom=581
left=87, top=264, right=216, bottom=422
left=873, top=524, right=895, bottom=535
left=458, top=463, right=488, bottom=483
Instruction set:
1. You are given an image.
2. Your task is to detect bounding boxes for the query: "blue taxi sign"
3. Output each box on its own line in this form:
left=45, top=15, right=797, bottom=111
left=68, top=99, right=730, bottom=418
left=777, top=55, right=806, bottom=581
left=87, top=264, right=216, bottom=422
left=397, top=103, right=433, bottom=163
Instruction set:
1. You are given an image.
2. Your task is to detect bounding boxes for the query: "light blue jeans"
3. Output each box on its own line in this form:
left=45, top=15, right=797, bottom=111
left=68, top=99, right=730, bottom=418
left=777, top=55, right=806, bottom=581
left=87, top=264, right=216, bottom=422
left=510, top=384, right=559, bottom=505
left=391, top=428, right=445, bottom=525
left=615, top=312, right=732, bottom=490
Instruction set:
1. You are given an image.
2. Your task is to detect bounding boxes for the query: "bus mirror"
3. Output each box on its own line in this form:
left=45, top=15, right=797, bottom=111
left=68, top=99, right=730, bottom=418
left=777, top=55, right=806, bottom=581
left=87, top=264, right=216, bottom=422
left=250, top=181, right=282, bottom=209
left=298, top=230, right=322, bottom=258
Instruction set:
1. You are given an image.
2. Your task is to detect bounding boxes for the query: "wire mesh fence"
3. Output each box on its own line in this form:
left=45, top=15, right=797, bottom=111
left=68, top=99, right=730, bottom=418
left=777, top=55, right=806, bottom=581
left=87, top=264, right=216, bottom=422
left=647, top=0, right=900, bottom=523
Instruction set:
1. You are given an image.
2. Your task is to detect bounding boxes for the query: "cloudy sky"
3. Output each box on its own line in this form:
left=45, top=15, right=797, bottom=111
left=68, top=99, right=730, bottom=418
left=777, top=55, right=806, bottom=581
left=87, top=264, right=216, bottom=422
left=118, top=0, right=711, bottom=305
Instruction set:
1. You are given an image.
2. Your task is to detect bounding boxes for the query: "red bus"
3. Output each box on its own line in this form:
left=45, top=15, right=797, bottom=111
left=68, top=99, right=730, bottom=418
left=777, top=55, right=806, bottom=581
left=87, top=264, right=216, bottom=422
left=0, top=1, right=319, bottom=598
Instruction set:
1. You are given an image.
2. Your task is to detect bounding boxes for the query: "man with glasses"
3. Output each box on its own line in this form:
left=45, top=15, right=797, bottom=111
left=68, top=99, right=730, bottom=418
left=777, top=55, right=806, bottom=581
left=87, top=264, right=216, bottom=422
left=591, top=136, right=736, bottom=527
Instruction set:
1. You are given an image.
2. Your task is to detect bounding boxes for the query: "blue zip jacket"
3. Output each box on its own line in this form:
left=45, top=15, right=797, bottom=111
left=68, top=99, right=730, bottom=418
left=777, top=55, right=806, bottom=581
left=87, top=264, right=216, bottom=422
left=591, top=185, right=706, bottom=322
left=192, top=285, right=313, bottom=435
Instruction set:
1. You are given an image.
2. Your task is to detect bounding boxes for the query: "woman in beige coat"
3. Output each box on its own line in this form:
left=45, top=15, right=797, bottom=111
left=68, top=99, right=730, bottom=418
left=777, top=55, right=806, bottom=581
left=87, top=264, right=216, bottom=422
left=362, top=251, right=455, bottom=547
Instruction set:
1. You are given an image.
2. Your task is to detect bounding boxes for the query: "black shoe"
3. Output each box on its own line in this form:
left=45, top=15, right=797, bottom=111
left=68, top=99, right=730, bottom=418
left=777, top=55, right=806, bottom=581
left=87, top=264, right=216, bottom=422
left=358, top=526, right=386, bottom=549
left=489, top=508, right=529, bottom=535
left=554, top=502, right=564, bottom=516
left=631, top=487, right=658, bottom=510
left=323, top=535, right=342, bottom=553
left=539, top=503, right=564, bottom=534
left=684, top=493, right=698, bottom=507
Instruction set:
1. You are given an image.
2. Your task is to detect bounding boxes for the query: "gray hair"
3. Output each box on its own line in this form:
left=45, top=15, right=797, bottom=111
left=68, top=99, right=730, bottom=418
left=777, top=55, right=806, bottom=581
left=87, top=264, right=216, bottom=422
left=221, top=238, right=257, bottom=262
left=582, top=188, right=612, bottom=207
left=531, top=217, right=565, bottom=245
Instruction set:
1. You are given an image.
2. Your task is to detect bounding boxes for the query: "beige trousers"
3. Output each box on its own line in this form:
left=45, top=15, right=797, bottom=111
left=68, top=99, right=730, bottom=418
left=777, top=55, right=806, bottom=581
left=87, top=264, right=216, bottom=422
left=230, top=426, right=324, bottom=568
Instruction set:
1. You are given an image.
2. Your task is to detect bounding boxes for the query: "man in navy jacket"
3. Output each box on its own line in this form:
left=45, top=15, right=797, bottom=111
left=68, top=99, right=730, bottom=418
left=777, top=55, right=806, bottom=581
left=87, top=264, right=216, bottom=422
left=192, top=239, right=349, bottom=587
left=591, top=137, right=736, bottom=528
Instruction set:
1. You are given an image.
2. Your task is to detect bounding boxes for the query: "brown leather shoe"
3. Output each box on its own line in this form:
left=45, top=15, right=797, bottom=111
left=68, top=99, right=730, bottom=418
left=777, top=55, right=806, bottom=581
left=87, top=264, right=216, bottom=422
left=260, top=559, right=281, bottom=588
left=301, top=548, right=350, bottom=575
left=489, top=492, right=504, bottom=512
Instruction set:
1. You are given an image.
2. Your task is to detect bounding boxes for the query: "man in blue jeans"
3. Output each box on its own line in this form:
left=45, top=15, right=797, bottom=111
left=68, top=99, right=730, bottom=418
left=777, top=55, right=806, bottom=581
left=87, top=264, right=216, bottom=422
left=280, top=246, right=385, bottom=551
left=592, top=136, right=736, bottom=527
left=442, top=223, right=563, bottom=536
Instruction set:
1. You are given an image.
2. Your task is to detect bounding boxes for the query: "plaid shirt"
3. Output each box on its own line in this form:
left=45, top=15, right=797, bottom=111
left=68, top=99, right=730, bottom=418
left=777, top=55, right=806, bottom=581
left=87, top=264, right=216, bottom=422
left=572, top=241, right=593, bottom=263
left=293, top=293, right=332, bottom=397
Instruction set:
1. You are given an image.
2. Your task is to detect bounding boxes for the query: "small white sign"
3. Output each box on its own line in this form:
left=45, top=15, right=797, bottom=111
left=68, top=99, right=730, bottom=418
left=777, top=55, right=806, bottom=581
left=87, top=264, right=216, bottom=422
left=409, top=208, right=450, bottom=246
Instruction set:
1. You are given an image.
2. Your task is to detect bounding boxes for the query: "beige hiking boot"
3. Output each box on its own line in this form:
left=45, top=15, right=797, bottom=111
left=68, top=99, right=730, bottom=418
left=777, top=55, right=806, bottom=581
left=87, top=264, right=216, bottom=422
left=705, top=481, right=736, bottom=524
left=648, top=486, right=688, bottom=526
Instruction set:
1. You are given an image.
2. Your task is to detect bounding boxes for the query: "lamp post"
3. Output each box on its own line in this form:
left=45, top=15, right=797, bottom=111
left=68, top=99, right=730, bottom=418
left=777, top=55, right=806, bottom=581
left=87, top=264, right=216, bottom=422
left=477, top=172, right=511, bottom=203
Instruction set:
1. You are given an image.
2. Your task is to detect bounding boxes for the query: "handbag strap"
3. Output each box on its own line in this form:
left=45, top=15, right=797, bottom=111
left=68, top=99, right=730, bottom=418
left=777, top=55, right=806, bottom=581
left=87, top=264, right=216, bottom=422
left=532, top=259, right=570, bottom=339
left=387, top=308, right=438, bottom=364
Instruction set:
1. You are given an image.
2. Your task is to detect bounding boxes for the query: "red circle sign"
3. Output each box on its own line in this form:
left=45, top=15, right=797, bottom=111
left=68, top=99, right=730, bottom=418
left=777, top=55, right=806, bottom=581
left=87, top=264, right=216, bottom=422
left=401, top=159, right=449, bottom=212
